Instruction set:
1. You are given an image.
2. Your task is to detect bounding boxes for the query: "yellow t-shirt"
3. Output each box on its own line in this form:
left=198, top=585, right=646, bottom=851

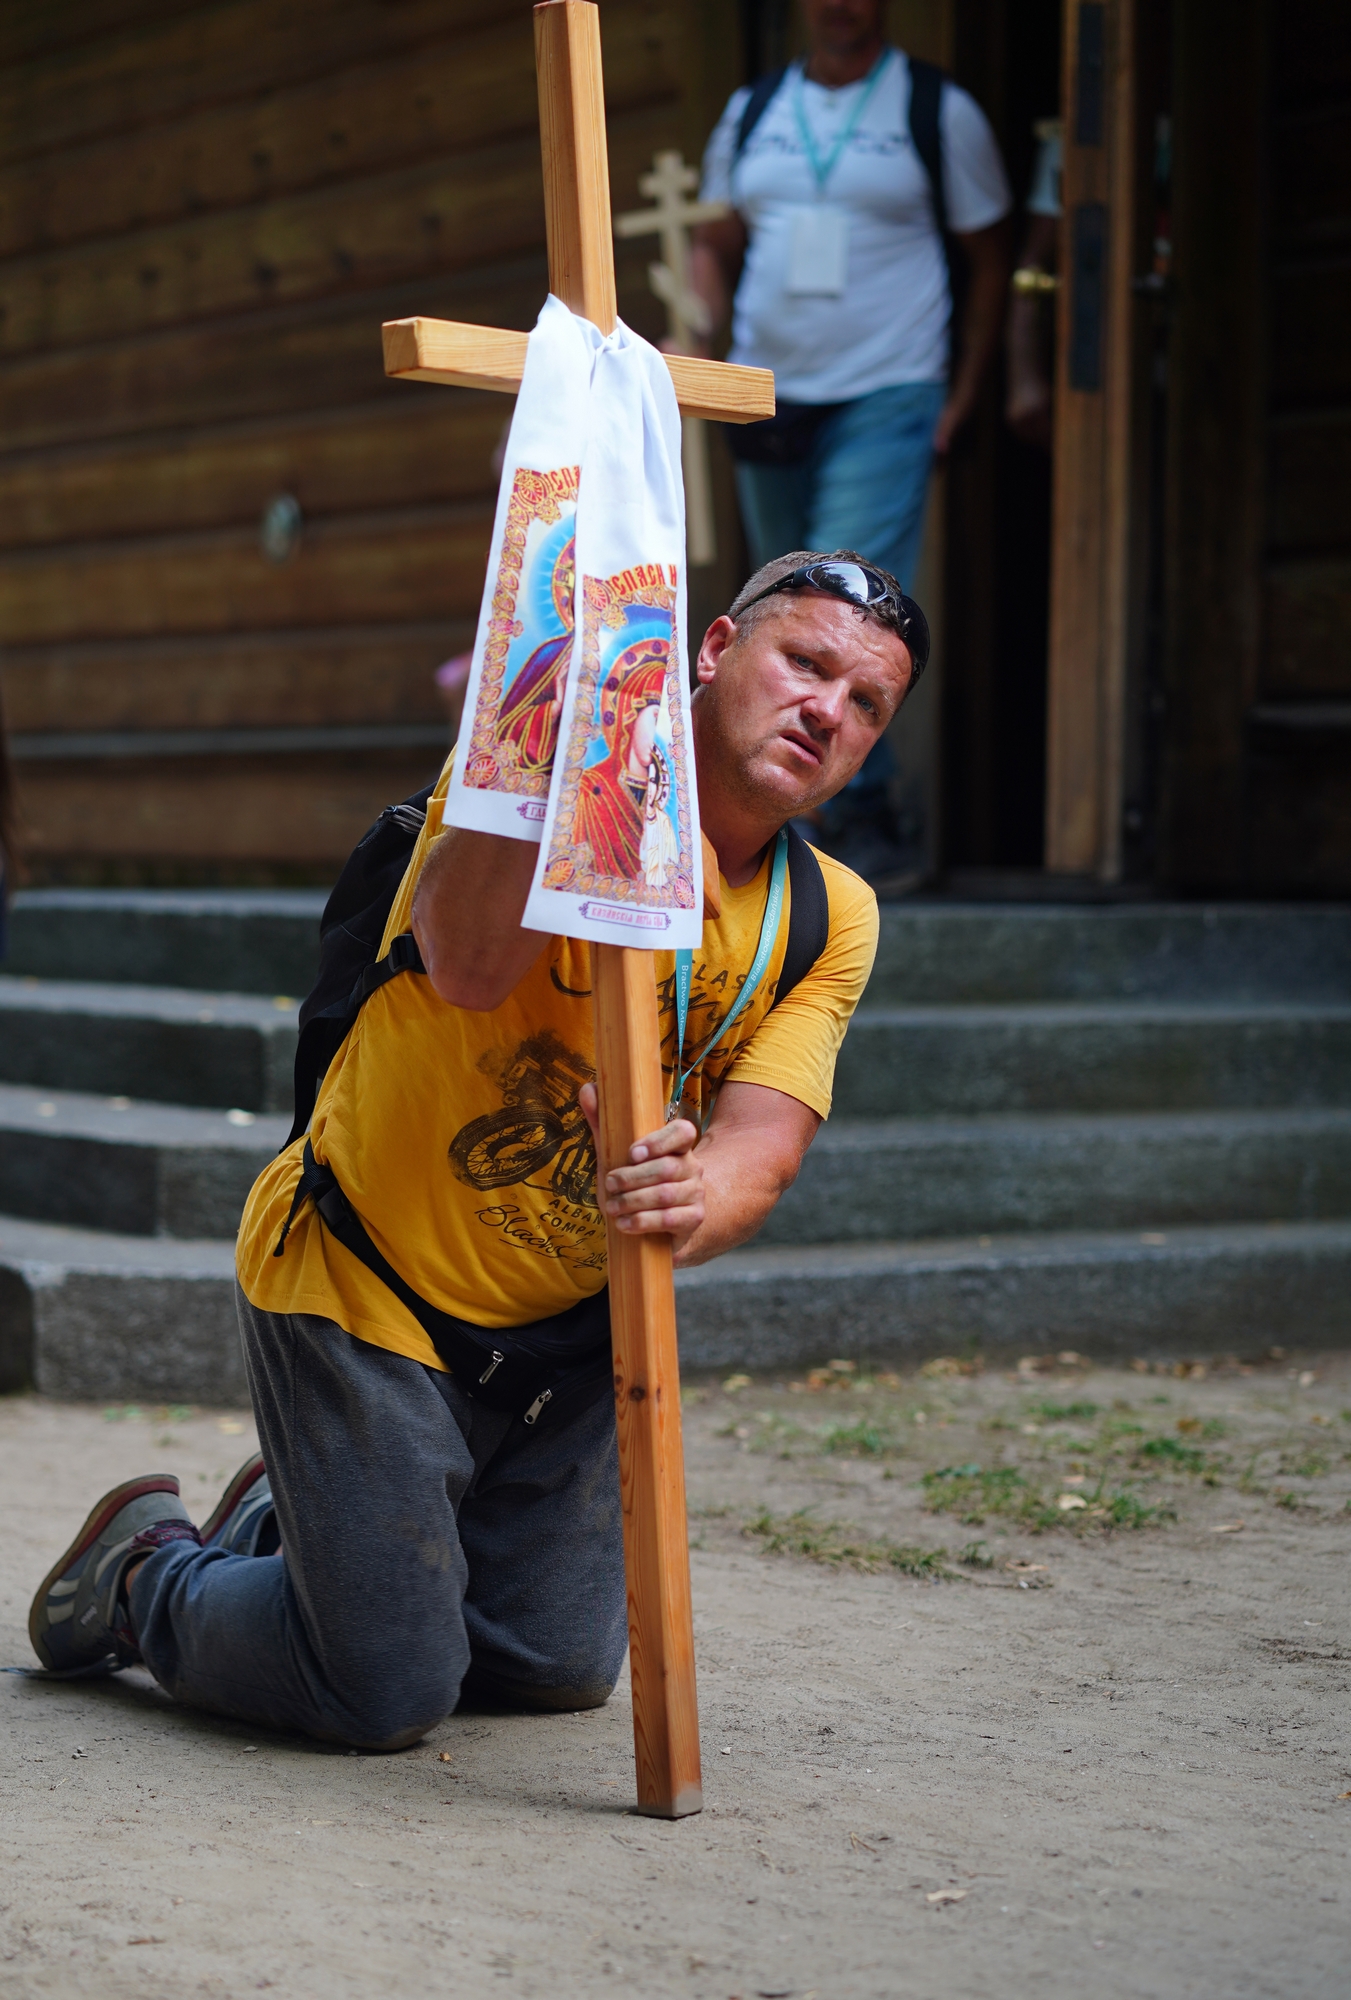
left=236, top=758, right=877, bottom=1370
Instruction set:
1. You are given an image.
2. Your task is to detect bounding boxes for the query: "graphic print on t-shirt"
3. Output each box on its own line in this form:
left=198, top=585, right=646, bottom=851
left=461, top=466, right=579, bottom=811
left=449, top=1029, right=598, bottom=1207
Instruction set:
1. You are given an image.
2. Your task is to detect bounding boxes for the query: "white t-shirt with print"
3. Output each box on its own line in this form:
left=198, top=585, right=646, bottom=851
left=700, top=51, right=1011, bottom=404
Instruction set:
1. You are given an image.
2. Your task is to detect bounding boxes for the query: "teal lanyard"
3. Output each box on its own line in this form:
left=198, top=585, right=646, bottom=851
left=792, top=48, right=891, bottom=195
left=669, top=828, right=789, bottom=1122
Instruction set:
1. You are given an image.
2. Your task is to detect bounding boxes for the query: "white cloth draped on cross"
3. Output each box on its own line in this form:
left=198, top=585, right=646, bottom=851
left=442, top=294, right=703, bottom=950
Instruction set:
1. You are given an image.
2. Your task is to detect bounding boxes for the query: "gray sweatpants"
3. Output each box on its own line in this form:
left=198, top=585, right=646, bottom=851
left=128, top=1285, right=628, bottom=1749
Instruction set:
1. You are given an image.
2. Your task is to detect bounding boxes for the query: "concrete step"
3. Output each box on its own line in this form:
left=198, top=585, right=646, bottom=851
left=0, top=1085, right=288, bottom=1238
left=0, top=1214, right=242, bottom=1400
left=0, top=977, right=299, bottom=1113
left=675, top=1220, right=1351, bottom=1372
left=7, top=888, right=324, bottom=997
left=869, top=901, right=1351, bottom=1004
left=5, top=1211, right=1347, bottom=1401
left=11, top=892, right=1349, bottom=1006
left=833, top=1001, right=1351, bottom=1115
left=759, top=1107, right=1351, bottom=1245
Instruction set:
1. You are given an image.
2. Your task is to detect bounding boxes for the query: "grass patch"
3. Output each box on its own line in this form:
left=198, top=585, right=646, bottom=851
left=958, top=1539, right=995, bottom=1568
left=1280, top=1447, right=1331, bottom=1479
left=743, top=1509, right=955, bottom=1578
left=922, top=1464, right=1059, bottom=1530
left=1098, top=1490, right=1176, bottom=1529
left=735, top=1410, right=908, bottom=1459
left=1139, top=1436, right=1207, bottom=1473
left=819, top=1417, right=903, bottom=1457
left=922, top=1462, right=1171, bottom=1534
left=1029, top=1399, right=1100, bottom=1422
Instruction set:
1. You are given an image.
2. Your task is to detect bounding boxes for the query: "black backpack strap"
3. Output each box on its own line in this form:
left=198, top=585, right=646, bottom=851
left=283, top=929, right=427, bottom=1150
left=776, top=826, right=830, bottom=1007
left=734, top=65, right=788, bottom=161
left=907, top=57, right=948, bottom=236
left=273, top=1142, right=611, bottom=1428
left=907, top=55, right=958, bottom=372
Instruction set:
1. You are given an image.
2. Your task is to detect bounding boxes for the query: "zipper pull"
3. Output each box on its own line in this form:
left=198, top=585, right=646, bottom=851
left=478, top=1350, right=505, bottom=1386
left=522, top=1388, right=553, bottom=1427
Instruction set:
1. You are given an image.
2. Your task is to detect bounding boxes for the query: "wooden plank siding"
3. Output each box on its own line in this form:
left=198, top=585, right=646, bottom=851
left=0, top=0, right=738, bottom=882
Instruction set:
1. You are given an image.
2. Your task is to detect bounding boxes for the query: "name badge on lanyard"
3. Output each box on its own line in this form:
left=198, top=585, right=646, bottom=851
left=786, top=204, right=849, bottom=295
left=785, top=49, right=890, bottom=300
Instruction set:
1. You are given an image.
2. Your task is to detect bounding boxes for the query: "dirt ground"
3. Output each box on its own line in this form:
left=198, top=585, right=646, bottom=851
left=2, top=1347, right=1349, bottom=2000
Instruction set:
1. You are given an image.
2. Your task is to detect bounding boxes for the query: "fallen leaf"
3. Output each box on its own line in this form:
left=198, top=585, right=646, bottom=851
left=128, top=1937, right=162, bottom=1946
left=1337, top=1791, right=1351, bottom=1801
left=1210, top=1521, right=1245, bottom=1534
left=438, top=1751, right=453, bottom=1763
left=927, top=1888, right=967, bottom=1905
left=849, top=1832, right=877, bottom=1853
left=1057, top=1493, right=1088, bottom=1511
left=722, top=1374, right=752, bottom=1393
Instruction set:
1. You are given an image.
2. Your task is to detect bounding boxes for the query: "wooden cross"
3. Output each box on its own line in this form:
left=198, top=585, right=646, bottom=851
left=381, top=0, right=773, bottom=1820
left=615, top=151, right=731, bottom=567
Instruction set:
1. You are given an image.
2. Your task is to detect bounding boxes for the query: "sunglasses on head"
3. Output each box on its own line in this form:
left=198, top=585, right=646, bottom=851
left=736, top=560, right=930, bottom=677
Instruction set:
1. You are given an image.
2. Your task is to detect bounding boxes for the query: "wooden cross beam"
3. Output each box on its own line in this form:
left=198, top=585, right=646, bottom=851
left=382, top=0, right=773, bottom=1820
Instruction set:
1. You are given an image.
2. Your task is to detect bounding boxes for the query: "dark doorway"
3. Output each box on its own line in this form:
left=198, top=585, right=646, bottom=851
left=942, top=0, right=1062, bottom=873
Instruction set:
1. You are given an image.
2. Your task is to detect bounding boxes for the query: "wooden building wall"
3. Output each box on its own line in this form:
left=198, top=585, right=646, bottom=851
left=0, top=0, right=739, bottom=882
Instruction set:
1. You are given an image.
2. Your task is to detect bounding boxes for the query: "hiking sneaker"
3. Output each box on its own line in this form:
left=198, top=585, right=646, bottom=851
left=29, top=1475, right=201, bottom=1678
left=200, top=1454, right=279, bottom=1558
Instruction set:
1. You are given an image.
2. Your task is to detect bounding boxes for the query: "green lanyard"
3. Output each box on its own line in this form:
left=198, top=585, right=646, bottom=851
left=792, top=48, right=892, bottom=195
left=668, top=828, right=789, bottom=1122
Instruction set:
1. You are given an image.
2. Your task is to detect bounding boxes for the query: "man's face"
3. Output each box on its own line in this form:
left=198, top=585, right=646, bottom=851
left=801, top=0, right=886, bottom=59
left=692, top=593, right=913, bottom=822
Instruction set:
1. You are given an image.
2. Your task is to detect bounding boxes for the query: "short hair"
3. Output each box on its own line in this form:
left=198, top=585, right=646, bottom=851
left=726, top=548, right=926, bottom=683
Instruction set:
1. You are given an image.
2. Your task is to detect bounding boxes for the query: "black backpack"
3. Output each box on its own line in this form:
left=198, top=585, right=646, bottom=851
left=286, top=783, right=830, bottom=1149
left=733, top=51, right=949, bottom=243
left=275, top=784, right=830, bottom=1426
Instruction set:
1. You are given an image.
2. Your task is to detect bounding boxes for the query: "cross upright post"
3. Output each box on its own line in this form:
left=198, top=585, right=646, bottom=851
left=382, top=0, right=773, bottom=1821
left=615, top=151, right=730, bottom=566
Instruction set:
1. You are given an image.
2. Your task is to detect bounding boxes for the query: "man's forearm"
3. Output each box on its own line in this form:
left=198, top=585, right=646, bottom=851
left=672, top=1084, right=819, bottom=1269
left=411, top=824, right=547, bottom=1010
left=935, top=222, right=1012, bottom=450
left=688, top=217, right=747, bottom=356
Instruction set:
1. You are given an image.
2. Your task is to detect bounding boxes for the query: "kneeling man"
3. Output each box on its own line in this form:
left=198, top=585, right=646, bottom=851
left=30, top=551, right=926, bottom=1749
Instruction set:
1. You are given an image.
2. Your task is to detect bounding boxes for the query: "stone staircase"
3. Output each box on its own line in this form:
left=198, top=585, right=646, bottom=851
left=2, top=891, right=1349, bottom=1399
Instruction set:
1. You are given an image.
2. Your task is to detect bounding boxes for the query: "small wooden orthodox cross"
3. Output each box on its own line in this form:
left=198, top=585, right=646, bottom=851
left=615, top=151, right=730, bottom=565
left=381, top=0, right=773, bottom=1820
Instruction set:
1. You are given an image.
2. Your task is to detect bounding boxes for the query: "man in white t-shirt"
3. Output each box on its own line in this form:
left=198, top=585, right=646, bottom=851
left=692, top=0, right=1010, bottom=874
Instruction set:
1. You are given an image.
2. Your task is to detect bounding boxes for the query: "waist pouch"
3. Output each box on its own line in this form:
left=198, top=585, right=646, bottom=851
left=273, top=1142, right=614, bottom=1429
left=723, top=399, right=845, bottom=466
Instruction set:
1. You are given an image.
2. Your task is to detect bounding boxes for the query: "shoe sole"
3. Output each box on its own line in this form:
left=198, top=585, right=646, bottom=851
left=28, top=1473, right=180, bottom=1674
left=200, top=1454, right=267, bottom=1546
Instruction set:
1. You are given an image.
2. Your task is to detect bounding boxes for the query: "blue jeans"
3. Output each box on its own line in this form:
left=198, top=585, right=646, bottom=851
left=128, top=1286, right=628, bottom=1748
left=733, top=380, right=946, bottom=591
left=735, top=380, right=945, bottom=824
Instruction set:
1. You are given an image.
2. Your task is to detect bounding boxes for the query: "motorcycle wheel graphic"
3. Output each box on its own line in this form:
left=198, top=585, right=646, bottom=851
left=449, top=1106, right=565, bottom=1190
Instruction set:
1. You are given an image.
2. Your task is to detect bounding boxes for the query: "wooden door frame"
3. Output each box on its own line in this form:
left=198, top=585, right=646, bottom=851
left=1044, top=0, right=1146, bottom=877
